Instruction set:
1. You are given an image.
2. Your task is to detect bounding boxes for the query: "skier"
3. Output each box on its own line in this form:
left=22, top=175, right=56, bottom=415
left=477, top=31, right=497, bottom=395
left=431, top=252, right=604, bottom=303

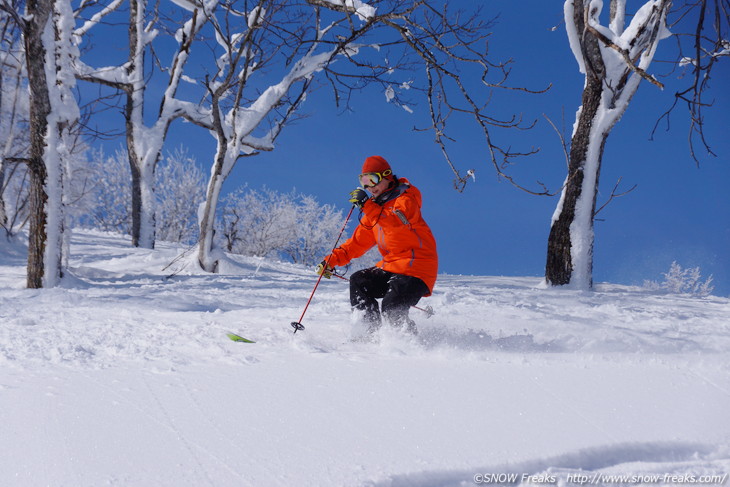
left=316, top=155, right=438, bottom=337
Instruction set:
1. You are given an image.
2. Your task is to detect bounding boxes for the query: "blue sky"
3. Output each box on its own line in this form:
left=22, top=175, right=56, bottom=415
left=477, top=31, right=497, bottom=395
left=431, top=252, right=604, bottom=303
left=95, top=2, right=730, bottom=295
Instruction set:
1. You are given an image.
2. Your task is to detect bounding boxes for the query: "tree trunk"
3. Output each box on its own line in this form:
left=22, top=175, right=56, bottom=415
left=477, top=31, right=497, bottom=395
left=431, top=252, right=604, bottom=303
left=24, top=0, right=53, bottom=288
left=0, top=73, right=6, bottom=231
left=23, top=0, right=79, bottom=287
left=124, top=0, right=157, bottom=249
left=545, top=80, right=606, bottom=287
left=545, top=0, right=607, bottom=289
left=197, top=157, right=226, bottom=273
left=126, top=141, right=156, bottom=249
left=0, top=162, right=6, bottom=230
left=128, top=143, right=143, bottom=246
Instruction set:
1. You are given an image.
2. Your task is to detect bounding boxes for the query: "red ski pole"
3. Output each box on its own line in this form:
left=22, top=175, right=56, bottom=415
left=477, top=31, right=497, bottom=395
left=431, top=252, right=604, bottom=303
left=291, top=205, right=356, bottom=333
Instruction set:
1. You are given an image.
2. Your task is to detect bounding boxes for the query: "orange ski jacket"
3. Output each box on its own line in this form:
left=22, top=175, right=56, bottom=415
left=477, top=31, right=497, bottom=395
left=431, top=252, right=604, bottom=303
left=326, top=178, right=438, bottom=295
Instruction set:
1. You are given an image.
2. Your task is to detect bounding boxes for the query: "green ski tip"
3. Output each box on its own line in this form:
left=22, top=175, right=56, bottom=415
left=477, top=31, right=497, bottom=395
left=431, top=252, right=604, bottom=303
left=227, top=332, right=255, bottom=343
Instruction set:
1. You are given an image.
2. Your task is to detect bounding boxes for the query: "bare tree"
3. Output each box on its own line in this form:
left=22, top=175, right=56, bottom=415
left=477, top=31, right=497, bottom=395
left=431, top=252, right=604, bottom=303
left=545, top=0, right=672, bottom=289
left=1, top=0, right=80, bottom=287
left=190, top=1, right=342, bottom=272
left=74, top=0, right=215, bottom=249
left=161, top=0, right=540, bottom=271
left=545, top=0, right=728, bottom=290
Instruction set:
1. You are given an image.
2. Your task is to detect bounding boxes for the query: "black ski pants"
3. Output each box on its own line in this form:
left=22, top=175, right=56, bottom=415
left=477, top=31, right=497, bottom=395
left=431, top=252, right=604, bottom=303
left=349, top=267, right=429, bottom=330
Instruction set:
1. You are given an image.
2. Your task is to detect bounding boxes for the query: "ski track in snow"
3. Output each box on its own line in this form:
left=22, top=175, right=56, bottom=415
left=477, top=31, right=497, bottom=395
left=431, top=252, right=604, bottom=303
left=1, top=230, right=729, bottom=486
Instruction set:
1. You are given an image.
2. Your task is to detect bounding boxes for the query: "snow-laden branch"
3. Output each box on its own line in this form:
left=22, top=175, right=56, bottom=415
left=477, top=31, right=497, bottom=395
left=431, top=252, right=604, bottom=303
left=602, top=0, right=671, bottom=111
left=713, top=40, right=730, bottom=58
left=237, top=52, right=330, bottom=130
left=565, top=0, right=670, bottom=89
left=73, top=0, right=125, bottom=42
left=565, top=1, right=586, bottom=73
left=74, top=62, right=132, bottom=87
left=608, top=0, right=626, bottom=36
left=568, top=0, right=671, bottom=110
left=307, top=0, right=376, bottom=22
left=160, top=2, right=220, bottom=125
left=217, top=46, right=341, bottom=177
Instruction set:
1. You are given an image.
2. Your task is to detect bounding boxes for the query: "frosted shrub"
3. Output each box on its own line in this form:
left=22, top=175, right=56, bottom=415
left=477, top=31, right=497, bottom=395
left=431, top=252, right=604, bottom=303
left=79, top=145, right=205, bottom=243
left=284, top=194, right=344, bottom=266
left=155, top=147, right=206, bottom=244
left=83, top=147, right=132, bottom=234
left=218, top=187, right=346, bottom=266
left=644, top=261, right=714, bottom=297
left=219, top=187, right=297, bottom=259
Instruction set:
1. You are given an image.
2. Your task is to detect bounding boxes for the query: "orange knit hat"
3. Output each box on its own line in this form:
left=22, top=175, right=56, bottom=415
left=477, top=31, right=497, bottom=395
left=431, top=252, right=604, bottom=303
left=361, top=156, right=393, bottom=178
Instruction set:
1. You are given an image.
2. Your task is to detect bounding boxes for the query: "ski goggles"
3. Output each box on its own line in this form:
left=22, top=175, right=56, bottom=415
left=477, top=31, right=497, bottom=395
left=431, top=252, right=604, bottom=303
left=359, top=169, right=392, bottom=188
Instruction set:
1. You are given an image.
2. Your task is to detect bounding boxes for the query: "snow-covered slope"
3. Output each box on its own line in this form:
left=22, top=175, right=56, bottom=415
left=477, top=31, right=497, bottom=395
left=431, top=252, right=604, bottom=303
left=1, top=230, right=728, bottom=486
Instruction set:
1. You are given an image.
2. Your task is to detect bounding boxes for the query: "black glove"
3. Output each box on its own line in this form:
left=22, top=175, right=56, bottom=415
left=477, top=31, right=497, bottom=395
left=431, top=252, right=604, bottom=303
left=348, top=188, right=368, bottom=208
left=315, top=260, right=334, bottom=279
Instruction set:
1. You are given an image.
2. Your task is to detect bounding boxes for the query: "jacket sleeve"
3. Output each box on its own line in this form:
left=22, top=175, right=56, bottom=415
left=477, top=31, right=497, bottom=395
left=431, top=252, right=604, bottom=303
left=326, top=221, right=376, bottom=267
left=391, top=190, right=422, bottom=226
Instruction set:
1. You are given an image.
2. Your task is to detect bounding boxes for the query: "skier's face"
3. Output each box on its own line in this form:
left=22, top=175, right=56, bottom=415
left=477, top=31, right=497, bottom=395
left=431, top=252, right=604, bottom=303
left=366, top=178, right=389, bottom=197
